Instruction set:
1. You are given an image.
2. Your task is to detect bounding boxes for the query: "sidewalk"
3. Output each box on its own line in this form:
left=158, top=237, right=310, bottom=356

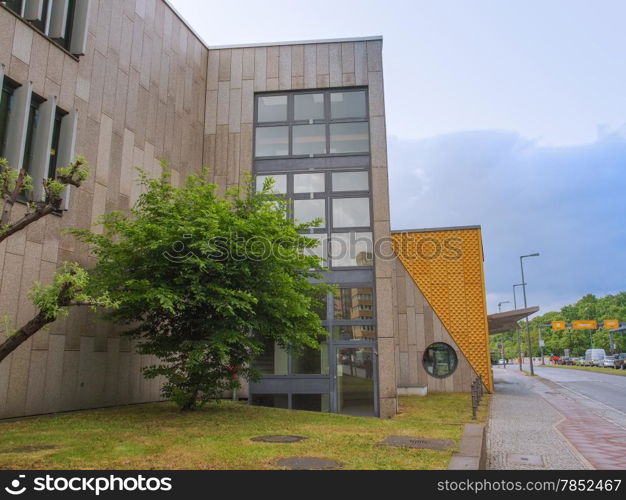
left=486, top=368, right=590, bottom=469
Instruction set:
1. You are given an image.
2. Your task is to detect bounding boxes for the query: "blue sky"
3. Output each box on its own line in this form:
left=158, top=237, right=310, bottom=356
left=171, top=0, right=626, bottom=314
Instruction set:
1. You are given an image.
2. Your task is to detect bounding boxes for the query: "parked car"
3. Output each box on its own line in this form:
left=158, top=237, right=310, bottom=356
left=614, top=353, right=626, bottom=370
left=603, top=355, right=617, bottom=368
left=558, top=356, right=574, bottom=365
left=584, top=349, right=606, bottom=366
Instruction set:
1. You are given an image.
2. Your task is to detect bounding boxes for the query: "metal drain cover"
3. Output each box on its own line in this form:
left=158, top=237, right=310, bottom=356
left=275, top=457, right=342, bottom=470
left=378, top=435, right=453, bottom=451
left=251, top=435, right=307, bottom=443
left=507, top=454, right=544, bottom=467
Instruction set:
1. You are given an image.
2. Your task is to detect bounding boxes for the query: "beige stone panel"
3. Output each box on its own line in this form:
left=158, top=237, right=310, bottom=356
left=207, top=51, right=220, bottom=91
left=120, top=128, right=135, bottom=198
left=58, top=348, right=79, bottom=411
left=408, top=344, right=419, bottom=385
left=241, top=79, right=254, bottom=124
left=216, top=80, right=230, bottom=126
left=5, top=338, right=33, bottom=418
left=104, top=338, right=121, bottom=405
left=367, top=40, right=383, bottom=72
left=90, top=182, right=108, bottom=235
left=303, top=44, right=316, bottom=88
left=375, top=277, right=393, bottom=338
left=253, top=47, right=266, bottom=91
left=203, top=89, right=217, bottom=134
left=371, top=166, right=391, bottom=222
left=0, top=11, right=16, bottom=65
left=377, top=337, right=397, bottom=398
left=329, top=43, right=341, bottom=87
left=0, top=252, right=23, bottom=321
left=170, top=168, right=180, bottom=187
left=130, top=16, right=144, bottom=71
left=291, top=44, right=303, bottom=77
left=217, top=48, right=231, bottom=82
left=368, top=71, right=385, bottom=118
left=12, top=20, right=33, bottom=64
left=140, top=33, right=152, bottom=90
left=16, top=241, right=42, bottom=325
left=278, top=45, right=291, bottom=90
left=266, top=46, right=279, bottom=79
left=214, top=125, right=229, bottom=177
left=144, top=141, right=157, bottom=178
left=316, top=74, right=329, bottom=88
left=379, top=397, right=397, bottom=419
left=266, top=77, right=279, bottom=91
left=342, top=73, right=355, bottom=86
left=95, top=0, right=112, bottom=55
left=203, top=133, right=216, bottom=173
left=242, top=47, right=255, bottom=80
left=76, top=76, right=90, bottom=102
left=42, top=333, right=65, bottom=413
left=228, top=88, right=242, bottom=133
left=88, top=50, right=106, bottom=120
left=341, top=42, right=355, bottom=74
left=407, top=307, right=418, bottom=346
left=291, top=76, right=304, bottom=89
left=47, top=42, right=65, bottom=84
left=353, top=41, right=367, bottom=85
left=230, top=48, right=243, bottom=89
left=239, top=123, right=253, bottom=178
left=316, top=44, right=329, bottom=75
left=96, top=114, right=113, bottom=186
left=398, top=313, right=408, bottom=348
left=370, top=116, right=388, bottom=168
left=24, top=350, right=48, bottom=416
left=28, top=35, right=49, bottom=96
left=26, top=218, right=45, bottom=244
left=119, top=13, right=133, bottom=73
left=399, top=352, right=409, bottom=385
left=117, top=351, right=130, bottom=403
left=9, top=55, right=28, bottom=83
left=226, top=132, right=240, bottom=187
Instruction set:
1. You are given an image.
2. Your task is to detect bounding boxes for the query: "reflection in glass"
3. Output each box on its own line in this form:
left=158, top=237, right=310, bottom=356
left=332, top=325, right=376, bottom=341
left=336, top=347, right=375, bottom=416
left=251, top=394, right=288, bottom=409
left=255, top=126, right=289, bottom=157
left=292, top=394, right=330, bottom=412
left=330, top=91, right=367, bottom=119
left=292, top=340, right=329, bottom=375
left=330, top=232, right=373, bottom=267
left=254, top=339, right=288, bottom=375
left=302, top=233, right=327, bottom=263
left=334, top=288, right=374, bottom=320
left=294, top=93, right=325, bottom=121
left=330, top=123, right=369, bottom=154
left=332, top=171, right=369, bottom=192
left=332, top=198, right=370, bottom=228
left=294, top=173, right=325, bottom=193
left=423, top=343, right=458, bottom=378
left=293, top=124, right=326, bottom=155
left=256, top=174, right=287, bottom=194
left=257, top=95, right=287, bottom=122
left=293, top=199, right=325, bottom=227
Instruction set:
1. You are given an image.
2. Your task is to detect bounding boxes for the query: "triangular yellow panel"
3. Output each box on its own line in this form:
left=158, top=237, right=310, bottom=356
left=392, top=228, right=493, bottom=392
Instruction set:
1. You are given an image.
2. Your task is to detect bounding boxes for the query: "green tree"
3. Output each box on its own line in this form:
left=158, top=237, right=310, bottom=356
left=73, top=170, right=332, bottom=410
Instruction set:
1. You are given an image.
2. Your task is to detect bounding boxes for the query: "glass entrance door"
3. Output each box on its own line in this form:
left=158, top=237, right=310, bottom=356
left=335, top=347, right=376, bottom=416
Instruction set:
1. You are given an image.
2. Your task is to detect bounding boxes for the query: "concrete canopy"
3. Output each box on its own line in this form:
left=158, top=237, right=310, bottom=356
left=488, top=307, right=540, bottom=335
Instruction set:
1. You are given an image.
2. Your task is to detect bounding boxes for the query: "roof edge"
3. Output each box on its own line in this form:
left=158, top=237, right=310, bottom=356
left=209, top=36, right=383, bottom=50
left=391, top=225, right=482, bottom=234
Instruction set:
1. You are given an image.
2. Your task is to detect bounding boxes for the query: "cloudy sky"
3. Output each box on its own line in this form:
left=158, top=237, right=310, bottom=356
left=171, top=0, right=626, bottom=314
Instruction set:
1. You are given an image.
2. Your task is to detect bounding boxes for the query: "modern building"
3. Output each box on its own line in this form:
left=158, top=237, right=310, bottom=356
left=0, top=0, right=492, bottom=421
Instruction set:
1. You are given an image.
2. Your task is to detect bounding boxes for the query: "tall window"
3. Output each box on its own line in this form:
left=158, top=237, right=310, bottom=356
left=0, top=82, right=15, bottom=157
left=48, top=108, right=66, bottom=179
left=255, top=89, right=369, bottom=158
left=22, top=95, right=44, bottom=176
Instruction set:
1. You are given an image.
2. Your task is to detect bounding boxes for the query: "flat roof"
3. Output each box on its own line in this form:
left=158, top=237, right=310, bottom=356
left=209, top=36, right=383, bottom=50
left=488, top=307, right=540, bottom=335
left=391, top=225, right=482, bottom=234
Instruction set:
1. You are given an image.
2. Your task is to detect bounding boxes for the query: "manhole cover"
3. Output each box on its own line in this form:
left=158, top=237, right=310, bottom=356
left=251, top=435, right=307, bottom=443
left=378, top=435, right=453, bottom=451
left=1, top=445, right=57, bottom=454
left=275, top=457, right=342, bottom=470
left=507, top=454, right=544, bottom=467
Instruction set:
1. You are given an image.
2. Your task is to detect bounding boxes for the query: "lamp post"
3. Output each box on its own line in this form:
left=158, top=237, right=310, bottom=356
left=498, top=301, right=510, bottom=313
left=512, top=283, right=526, bottom=310
left=520, top=253, right=540, bottom=375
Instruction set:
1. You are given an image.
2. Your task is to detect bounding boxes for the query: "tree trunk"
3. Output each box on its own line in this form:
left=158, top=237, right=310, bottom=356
left=0, top=311, right=54, bottom=363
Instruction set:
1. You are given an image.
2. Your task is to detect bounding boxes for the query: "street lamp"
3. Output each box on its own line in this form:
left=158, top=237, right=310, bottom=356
left=520, top=253, right=540, bottom=375
left=498, top=301, right=510, bottom=313
left=512, top=283, right=526, bottom=310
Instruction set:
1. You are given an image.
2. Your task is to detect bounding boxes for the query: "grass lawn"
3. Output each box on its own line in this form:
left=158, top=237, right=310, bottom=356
left=0, top=394, right=489, bottom=470
left=541, top=364, right=626, bottom=377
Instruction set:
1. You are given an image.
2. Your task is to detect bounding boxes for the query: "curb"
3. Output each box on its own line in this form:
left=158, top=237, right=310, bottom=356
left=447, top=423, right=488, bottom=470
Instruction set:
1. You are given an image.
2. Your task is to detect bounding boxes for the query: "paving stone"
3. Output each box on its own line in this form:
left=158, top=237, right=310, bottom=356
left=250, top=435, right=307, bottom=443
left=507, top=454, right=544, bottom=467
left=275, top=457, right=342, bottom=470
left=378, top=435, right=452, bottom=451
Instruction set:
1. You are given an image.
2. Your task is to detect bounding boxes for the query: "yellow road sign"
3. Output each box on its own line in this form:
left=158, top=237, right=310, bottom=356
left=551, top=321, right=566, bottom=330
left=604, top=319, right=620, bottom=330
left=572, top=320, right=597, bottom=330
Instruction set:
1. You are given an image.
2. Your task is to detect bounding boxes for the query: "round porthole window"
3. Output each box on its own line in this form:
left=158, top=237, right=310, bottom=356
left=423, top=342, right=458, bottom=378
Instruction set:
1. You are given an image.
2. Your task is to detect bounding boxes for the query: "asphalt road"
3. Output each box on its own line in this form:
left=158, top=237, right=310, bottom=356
left=524, top=364, right=626, bottom=415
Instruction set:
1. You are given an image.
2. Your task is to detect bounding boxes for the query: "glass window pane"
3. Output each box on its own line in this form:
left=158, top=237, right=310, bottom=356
left=255, top=126, right=288, bottom=157
left=0, top=86, right=14, bottom=157
left=292, top=394, right=330, bottom=412
left=294, top=173, right=325, bottom=194
left=293, top=199, right=325, bottom=227
left=332, top=171, right=369, bottom=192
left=336, top=347, right=375, bottom=416
left=332, top=325, right=377, bottom=341
left=251, top=394, right=288, bottom=409
left=292, top=340, right=329, bottom=375
left=254, top=339, right=288, bottom=375
left=334, top=288, right=374, bottom=320
left=330, top=91, right=367, bottom=119
left=332, top=198, right=370, bottom=228
left=330, top=232, right=373, bottom=267
left=294, top=93, right=325, bottom=121
left=256, top=174, right=287, bottom=194
left=257, top=95, right=287, bottom=122
left=423, top=343, right=458, bottom=378
left=4, top=0, right=22, bottom=15
left=330, top=123, right=369, bottom=154
left=302, top=233, right=327, bottom=263
left=293, top=124, right=326, bottom=155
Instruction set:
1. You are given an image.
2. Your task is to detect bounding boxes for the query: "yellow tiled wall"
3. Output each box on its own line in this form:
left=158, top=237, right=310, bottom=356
left=392, top=228, right=493, bottom=392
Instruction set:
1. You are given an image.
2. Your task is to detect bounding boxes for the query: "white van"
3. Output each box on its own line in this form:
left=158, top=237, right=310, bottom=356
left=584, top=349, right=606, bottom=366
